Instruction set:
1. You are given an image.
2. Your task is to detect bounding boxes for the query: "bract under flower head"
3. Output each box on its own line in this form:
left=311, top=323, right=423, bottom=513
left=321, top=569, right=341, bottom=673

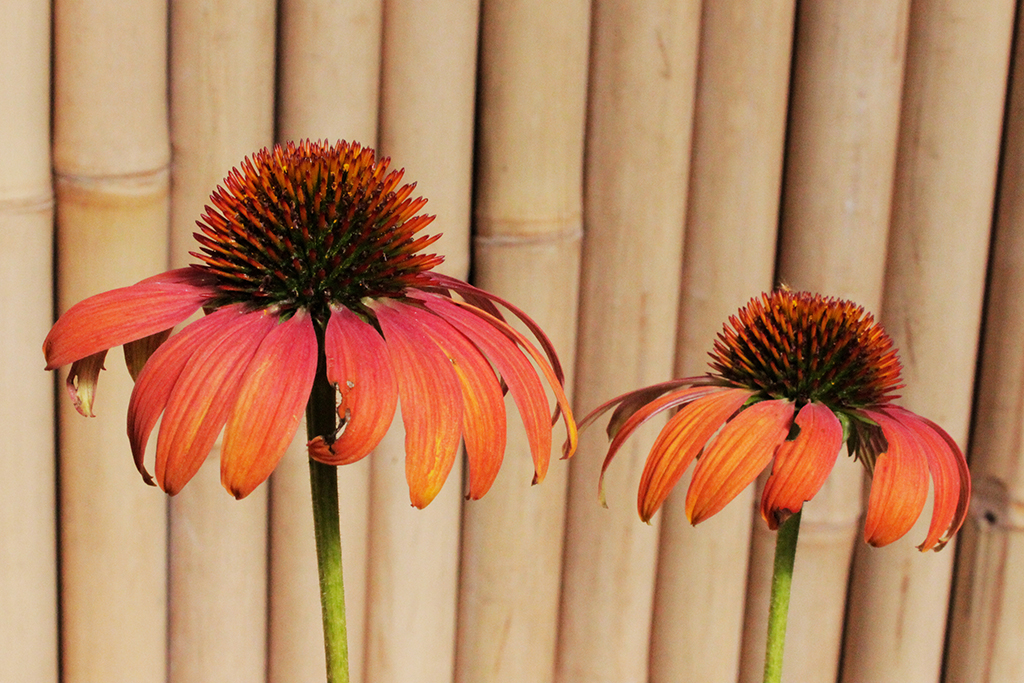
left=584, top=289, right=970, bottom=551
left=44, top=140, right=577, bottom=504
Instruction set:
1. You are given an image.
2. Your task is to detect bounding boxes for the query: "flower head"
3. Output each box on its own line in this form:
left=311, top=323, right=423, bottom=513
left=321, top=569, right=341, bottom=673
left=585, top=289, right=969, bottom=551
left=45, top=140, right=577, bottom=505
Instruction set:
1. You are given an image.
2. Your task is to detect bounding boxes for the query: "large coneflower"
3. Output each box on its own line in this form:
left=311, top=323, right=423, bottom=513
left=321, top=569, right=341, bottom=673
left=44, top=140, right=576, bottom=506
left=45, top=140, right=578, bottom=681
left=587, top=288, right=969, bottom=551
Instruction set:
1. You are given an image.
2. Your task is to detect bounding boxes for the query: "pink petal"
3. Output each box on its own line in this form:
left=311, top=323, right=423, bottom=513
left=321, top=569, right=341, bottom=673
left=221, top=312, right=318, bottom=499
left=412, top=280, right=577, bottom=458
left=155, top=308, right=278, bottom=495
left=127, top=306, right=244, bottom=485
left=410, top=303, right=507, bottom=500
left=633, top=387, right=752, bottom=521
left=861, top=408, right=930, bottom=547
left=876, top=406, right=969, bottom=551
left=44, top=268, right=215, bottom=370
left=418, top=293, right=550, bottom=485
left=312, top=306, right=398, bottom=465
left=686, top=399, right=794, bottom=525
left=759, top=402, right=843, bottom=529
left=372, top=300, right=464, bottom=508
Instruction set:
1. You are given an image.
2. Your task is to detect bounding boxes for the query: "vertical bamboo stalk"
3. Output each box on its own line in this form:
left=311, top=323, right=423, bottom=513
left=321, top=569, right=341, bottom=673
left=168, top=2, right=276, bottom=681
left=734, top=3, right=911, bottom=682
left=0, top=2, right=57, bottom=681
left=365, top=2, right=478, bottom=681
left=653, top=4, right=794, bottom=682
left=551, top=3, right=694, bottom=683
left=841, top=2, right=1014, bottom=682
left=945, top=6, right=1024, bottom=680
left=271, top=4, right=382, bottom=682
left=468, top=2, right=588, bottom=682
left=52, top=0, right=171, bottom=681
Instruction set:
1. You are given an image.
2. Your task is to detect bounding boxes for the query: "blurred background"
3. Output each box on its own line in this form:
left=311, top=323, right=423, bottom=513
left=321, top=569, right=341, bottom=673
left=2, top=1, right=1023, bottom=681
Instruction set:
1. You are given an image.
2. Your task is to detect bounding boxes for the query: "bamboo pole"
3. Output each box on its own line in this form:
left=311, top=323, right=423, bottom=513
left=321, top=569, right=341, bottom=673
left=945, top=7, right=1024, bottom=679
left=271, top=3, right=382, bottom=682
left=52, top=0, right=171, bottom=681
left=167, top=2, right=276, bottom=681
left=652, top=4, right=794, bottom=682
left=840, top=2, right=1014, bottom=682
left=551, top=3, right=694, bottom=683
left=0, top=2, right=57, bottom=681
left=468, top=3, right=588, bottom=682
left=735, top=3, right=911, bottom=682
left=364, top=2, right=478, bottom=681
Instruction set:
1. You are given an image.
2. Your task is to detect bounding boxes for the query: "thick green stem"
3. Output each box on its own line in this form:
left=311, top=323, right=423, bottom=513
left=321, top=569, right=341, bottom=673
left=307, top=324, right=349, bottom=683
left=763, top=510, right=802, bottom=683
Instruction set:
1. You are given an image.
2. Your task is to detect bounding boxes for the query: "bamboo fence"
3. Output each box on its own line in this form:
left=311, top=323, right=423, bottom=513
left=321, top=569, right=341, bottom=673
left=1, top=2, right=56, bottom=682
left=9, top=2, right=1024, bottom=682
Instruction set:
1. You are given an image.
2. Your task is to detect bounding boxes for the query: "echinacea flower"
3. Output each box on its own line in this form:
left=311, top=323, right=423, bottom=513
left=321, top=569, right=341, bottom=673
left=44, top=139, right=577, bottom=506
left=586, top=289, right=969, bottom=551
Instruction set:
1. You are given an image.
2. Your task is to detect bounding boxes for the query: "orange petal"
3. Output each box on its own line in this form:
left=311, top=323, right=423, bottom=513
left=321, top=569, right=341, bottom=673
left=155, top=308, right=278, bottom=494
left=221, top=312, right=318, bottom=499
left=44, top=267, right=214, bottom=369
left=373, top=300, right=464, bottom=508
left=410, top=304, right=507, bottom=499
left=127, top=307, right=241, bottom=485
left=413, top=279, right=577, bottom=458
left=317, top=306, right=398, bottom=465
left=686, top=399, right=794, bottom=525
left=860, top=408, right=930, bottom=547
left=759, top=402, right=843, bottom=529
left=66, top=351, right=107, bottom=417
left=634, top=387, right=752, bottom=521
left=419, top=294, right=549, bottom=484
left=877, top=406, right=969, bottom=551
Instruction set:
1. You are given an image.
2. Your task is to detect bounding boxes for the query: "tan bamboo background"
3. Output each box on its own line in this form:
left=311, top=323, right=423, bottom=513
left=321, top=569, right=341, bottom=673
left=4, top=1, right=1024, bottom=681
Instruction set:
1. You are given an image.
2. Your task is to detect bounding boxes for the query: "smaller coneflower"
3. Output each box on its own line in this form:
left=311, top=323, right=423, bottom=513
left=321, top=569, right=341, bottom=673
left=585, top=288, right=969, bottom=552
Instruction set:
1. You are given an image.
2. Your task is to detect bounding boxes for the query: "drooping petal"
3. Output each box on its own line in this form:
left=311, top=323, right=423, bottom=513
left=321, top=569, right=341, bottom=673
left=127, top=306, right=244, bottom=485
left=876, top=406, right=969, bottom=551
left=686, top=399, right=794, bottom=525
left=372, top=300, right=464, bottom=508
left=310, top=306, right=398, bottom=465
left=66, top=351, right=107, bottom=417
left=634, top=387, right=752, bottom=521
left=123, top=328, right=173, bottom=381
left=155, top=308, right=278, bottom=494
left=759, top=401, right=843, bottom=529
left=417, top=275, right=578, bottom=457
left=221, top=312, right=318, bottom=499
left=417, top=293, right=550, bottom=484
left=410, top=304, right=507, bottom=499
left=44, top=267, right=215, bottom=369
left=860, top=408, right=930, bottom=547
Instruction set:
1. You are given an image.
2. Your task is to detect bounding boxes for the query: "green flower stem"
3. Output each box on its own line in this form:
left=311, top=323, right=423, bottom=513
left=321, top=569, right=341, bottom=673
left=307, top=325, right=350, bottom=683
left=763, top=510, right=802, bottom=683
